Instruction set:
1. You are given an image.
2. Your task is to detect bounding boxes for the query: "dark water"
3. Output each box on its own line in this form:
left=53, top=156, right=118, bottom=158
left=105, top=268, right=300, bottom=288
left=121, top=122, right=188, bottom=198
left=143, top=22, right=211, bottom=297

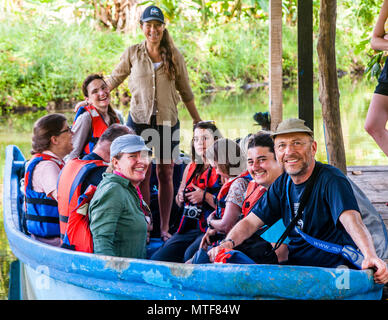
left=1, top=77, right=387, bottom=299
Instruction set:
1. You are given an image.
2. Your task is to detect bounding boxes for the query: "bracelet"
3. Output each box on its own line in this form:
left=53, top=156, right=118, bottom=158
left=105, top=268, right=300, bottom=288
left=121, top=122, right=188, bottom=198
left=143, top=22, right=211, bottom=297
left=207, top=218, right=214, bottom=229
left=220, top=238, right=235, bottom=248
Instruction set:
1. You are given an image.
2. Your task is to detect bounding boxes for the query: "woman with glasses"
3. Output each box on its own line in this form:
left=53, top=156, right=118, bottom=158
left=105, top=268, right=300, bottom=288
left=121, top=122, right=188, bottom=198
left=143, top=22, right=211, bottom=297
left=88, top=134, right=152, bottom=258
left=105, top=5, right=202, bottom=242
left=24, top=113, right=74, bottom=246
left=68, top=74, right=122, bottom=160
left=150, top=121, right=222, bottom=262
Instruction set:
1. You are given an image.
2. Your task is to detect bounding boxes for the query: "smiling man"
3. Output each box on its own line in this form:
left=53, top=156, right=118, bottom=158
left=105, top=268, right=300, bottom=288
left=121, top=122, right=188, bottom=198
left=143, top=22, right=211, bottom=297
left=208, top=118, right=388, bottom=285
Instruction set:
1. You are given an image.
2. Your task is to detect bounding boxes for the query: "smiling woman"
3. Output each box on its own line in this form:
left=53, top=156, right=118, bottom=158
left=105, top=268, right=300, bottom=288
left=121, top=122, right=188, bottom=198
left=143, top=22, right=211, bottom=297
left=68, top=74, right=121, bottom=160
left=24, top=113, right=73, bottom=247
left=88, top=134, right=152, bottom=258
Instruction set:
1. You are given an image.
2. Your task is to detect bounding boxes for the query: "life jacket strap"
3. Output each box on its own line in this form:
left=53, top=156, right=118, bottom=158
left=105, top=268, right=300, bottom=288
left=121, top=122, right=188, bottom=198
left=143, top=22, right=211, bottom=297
left=25, top=214, right=59, bottom=224
left=26, top=198, right=58, bottom=206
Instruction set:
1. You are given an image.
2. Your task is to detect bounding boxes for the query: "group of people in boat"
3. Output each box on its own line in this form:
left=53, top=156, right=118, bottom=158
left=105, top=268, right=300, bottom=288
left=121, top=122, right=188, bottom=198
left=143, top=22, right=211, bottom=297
left=22, top=5, right=388, bottom=285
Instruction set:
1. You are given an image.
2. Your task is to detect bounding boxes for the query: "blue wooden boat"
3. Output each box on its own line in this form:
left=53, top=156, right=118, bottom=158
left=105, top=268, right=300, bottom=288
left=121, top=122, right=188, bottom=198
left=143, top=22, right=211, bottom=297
left=3, top=145, right=384, bottom=300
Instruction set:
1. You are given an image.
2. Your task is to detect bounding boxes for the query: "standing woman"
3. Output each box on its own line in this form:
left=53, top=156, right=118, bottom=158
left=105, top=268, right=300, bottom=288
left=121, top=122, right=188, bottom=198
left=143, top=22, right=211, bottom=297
left=24, top=113, right=74, bottom=246
left=105, top=5, right=202, bottom=241
left=365, top=0, right=388, bottom=156
left=88, top=134, right=152, bottom=258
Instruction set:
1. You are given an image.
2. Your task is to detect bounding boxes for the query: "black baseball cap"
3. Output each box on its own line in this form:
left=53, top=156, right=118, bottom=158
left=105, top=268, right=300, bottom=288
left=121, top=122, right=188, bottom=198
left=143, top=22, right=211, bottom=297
left=140, top=5, right=165, bottom=23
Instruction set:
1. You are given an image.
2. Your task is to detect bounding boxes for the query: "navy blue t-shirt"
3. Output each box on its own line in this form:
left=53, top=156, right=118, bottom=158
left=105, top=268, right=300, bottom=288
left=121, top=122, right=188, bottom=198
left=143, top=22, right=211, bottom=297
left=251, top=162, right=360, bottom=268
left=80, top=152, right=107, bottom=193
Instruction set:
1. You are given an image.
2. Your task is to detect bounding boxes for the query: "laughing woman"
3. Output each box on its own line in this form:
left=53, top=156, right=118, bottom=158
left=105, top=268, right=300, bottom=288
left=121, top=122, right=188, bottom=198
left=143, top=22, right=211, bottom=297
left=68, top=74, right=122, bottom=160
left=88, top=134, right=152, bottom=258
left=105, top=5, right=202, bottom=242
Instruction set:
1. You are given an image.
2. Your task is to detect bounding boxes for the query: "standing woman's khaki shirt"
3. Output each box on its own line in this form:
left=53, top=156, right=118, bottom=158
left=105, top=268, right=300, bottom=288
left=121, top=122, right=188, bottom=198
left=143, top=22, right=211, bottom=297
left=106, top=41, right=194, bottom=127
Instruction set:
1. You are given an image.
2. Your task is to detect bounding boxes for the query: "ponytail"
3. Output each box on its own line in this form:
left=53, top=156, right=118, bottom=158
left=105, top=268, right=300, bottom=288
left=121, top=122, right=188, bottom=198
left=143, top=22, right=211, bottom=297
left=159, top=28, right=177, bottom=81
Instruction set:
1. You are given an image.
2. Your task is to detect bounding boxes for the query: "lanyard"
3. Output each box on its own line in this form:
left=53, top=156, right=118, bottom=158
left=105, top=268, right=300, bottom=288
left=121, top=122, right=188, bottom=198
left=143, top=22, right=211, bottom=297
left=285, top=174, right=363, bottom=269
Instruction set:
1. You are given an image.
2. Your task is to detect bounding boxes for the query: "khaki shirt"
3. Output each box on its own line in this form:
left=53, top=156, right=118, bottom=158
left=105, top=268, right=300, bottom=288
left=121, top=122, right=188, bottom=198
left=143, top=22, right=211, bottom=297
left=106, top=41, right=194, bottom=126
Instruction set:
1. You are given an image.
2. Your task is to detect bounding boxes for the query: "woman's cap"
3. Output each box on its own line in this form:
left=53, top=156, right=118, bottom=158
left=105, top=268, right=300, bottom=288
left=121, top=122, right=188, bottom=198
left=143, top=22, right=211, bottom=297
left=140, top=5, right=164, bottom=23
left=110, top=134, right=151, bottom=160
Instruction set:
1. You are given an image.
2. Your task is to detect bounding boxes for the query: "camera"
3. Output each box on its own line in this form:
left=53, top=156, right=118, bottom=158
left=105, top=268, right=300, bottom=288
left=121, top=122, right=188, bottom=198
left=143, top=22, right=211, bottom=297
left=183, top=205, right=202, bottom=220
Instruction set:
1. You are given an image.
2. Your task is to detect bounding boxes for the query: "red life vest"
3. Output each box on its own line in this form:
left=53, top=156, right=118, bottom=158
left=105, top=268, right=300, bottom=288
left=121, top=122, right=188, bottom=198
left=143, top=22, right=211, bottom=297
left=73, top=104, right=120, bottom=155
left=57, top=158, right=108, bottom=252
left=241, top=181, right=267, bottom=217
left=177, top=163, right=221, bottom=234
left=215, top=171, right=252, bottom=219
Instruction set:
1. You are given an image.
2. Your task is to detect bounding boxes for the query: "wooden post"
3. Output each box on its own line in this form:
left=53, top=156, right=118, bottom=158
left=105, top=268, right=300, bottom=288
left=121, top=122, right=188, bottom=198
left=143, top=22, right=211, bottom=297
left=297, top=0, right=314, bottom=132
left=269, top=0, right=283, bottom=131
left=317, top=0, right=347, bottom=174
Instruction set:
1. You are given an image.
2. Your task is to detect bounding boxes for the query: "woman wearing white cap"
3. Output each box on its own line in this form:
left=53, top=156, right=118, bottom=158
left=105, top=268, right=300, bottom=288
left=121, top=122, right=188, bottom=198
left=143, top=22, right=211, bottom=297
left=88, top=134, right=152, bottom=258
left=105, top=5, right=202, bottom=242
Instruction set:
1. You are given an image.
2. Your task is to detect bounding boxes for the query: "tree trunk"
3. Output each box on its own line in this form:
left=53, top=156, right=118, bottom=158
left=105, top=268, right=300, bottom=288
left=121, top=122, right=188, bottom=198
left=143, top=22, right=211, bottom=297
left=317, top=0, right=347, bottom=174
left=91, top=0, right=140, bottom=33
left=269, top=0, right=283, bottom=131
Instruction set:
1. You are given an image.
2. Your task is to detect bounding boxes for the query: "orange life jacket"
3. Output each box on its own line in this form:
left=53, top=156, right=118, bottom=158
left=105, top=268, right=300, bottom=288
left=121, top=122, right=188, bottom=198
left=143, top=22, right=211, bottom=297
left=177, top=163, right=221, bottom=234
left=57, top=158, right=108, bottom=252
left=241, top=180, right=267, bottom=217
left=215, top=171, right=252, bottom=219
left=73, top=104, right=120, bottom=156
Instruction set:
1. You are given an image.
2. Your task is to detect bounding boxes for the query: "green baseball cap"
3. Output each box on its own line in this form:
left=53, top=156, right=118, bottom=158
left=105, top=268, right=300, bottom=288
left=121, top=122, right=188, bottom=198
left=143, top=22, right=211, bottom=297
left=270, top=118, right=313, bottom=138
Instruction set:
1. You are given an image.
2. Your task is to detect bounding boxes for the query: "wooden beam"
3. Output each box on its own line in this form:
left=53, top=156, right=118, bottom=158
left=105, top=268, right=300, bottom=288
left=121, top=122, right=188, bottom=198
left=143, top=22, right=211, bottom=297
left=317, top=0, right=347, bottom=174
left=269, top=0, right=283, bottom=131
left=297, top=0, right=314, bottom=132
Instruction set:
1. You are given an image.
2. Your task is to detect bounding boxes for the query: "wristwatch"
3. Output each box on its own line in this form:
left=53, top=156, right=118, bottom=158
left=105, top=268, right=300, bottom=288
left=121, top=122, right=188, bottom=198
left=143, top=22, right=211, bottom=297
left=220, top=238, right=235, bottom=248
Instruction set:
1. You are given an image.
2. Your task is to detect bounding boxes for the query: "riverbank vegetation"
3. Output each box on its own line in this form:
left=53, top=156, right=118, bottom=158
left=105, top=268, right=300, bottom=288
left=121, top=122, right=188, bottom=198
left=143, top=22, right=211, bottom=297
left=0, top=0, right=383, bottom=112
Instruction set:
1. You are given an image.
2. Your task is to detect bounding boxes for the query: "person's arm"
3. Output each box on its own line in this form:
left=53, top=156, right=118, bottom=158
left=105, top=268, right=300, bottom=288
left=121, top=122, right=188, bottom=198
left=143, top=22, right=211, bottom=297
left=33, top=160, right=61, bottom=201
left=209, top=178, right=248, bottom=234
left=89, top=186, right=122, bottom=256
left=105, top=47, right=132, bottom=91
left=173, top=48, right=201, bottom=124
left=175, top=164, right=190, bottom=207
left=185, top=184, right=216, bottom=209
left=207, top=212, right=265, bottom=262
left=183, top=99, right=201, bottom=125
left=339, top=210, right=388, bottom=284
left=208, top=202, right=240, bottom=234
left=66, top=112, right=92, bottom=161
left=371, top=0, right=388, bottom=51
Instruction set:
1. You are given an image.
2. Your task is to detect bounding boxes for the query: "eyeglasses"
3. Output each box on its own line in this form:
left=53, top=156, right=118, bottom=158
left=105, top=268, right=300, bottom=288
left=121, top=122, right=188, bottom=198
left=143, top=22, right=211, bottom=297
left=193, top=136, right=212, bottom=142
left=275, top=140, right=309, bottom=152
left=58, top=126, right=72, bottom=135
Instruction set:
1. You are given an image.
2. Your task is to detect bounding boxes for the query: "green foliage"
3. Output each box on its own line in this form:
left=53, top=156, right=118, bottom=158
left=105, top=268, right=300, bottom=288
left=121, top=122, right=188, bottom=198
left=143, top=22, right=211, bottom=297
left=0, top=13, right=125, bottom=108
left=364, top=51, right=387, bottom=80
left=0, top=0, right=385, bottom=109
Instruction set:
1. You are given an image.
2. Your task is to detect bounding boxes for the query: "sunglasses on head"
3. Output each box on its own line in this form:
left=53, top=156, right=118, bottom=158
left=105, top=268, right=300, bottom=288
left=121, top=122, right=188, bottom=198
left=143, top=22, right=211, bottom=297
left=196, top=120, right=216, bottom=125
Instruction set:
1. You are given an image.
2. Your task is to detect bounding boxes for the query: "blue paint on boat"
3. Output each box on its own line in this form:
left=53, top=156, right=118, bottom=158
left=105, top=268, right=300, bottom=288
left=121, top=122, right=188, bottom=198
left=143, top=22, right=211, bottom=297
left=3, top=145, right=384, bottom=300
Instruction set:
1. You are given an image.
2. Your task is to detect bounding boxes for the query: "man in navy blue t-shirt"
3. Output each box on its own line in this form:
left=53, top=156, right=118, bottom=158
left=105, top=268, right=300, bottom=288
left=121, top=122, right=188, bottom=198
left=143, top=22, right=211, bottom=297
left=208, top=118, right=388, bottom=285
